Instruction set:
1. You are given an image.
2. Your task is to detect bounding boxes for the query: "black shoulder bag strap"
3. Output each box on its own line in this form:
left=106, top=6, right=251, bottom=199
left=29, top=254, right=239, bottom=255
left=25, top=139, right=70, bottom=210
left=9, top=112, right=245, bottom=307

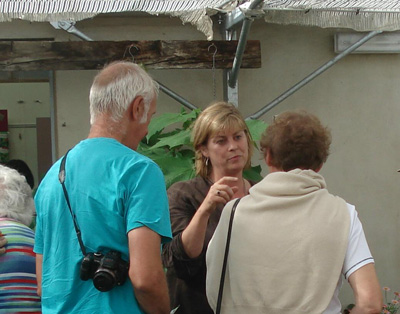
left=215, top=197, right=241, bottom=314
left=59, top=149, right=87, bottom=256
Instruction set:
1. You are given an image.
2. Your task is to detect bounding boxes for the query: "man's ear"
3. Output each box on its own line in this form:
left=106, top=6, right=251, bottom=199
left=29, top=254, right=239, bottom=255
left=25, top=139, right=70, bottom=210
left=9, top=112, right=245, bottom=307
left=129, top=96, right=145, bottom=122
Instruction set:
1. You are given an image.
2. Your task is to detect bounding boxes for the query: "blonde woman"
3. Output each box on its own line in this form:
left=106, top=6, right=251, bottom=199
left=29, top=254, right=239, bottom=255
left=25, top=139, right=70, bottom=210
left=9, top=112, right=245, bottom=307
left=162, top=102, right=257, bottom=314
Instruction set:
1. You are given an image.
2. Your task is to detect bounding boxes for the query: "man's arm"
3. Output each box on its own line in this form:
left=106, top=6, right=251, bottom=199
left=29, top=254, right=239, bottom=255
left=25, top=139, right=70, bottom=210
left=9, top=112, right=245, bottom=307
left=348, top=263, right=382, bottom=314
left=128, top=226, right=170, bottom=314
left=35, top=254, right=43, bottom=297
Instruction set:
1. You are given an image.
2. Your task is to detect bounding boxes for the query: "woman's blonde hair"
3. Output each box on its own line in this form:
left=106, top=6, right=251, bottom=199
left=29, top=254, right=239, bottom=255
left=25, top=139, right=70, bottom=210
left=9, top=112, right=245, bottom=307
left=192, top=101, right=253, bottom=178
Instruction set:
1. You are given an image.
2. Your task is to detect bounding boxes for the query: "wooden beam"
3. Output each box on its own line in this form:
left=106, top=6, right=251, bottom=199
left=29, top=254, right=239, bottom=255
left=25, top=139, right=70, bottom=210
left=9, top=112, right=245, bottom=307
left=0, top=40, right=261, bottom=71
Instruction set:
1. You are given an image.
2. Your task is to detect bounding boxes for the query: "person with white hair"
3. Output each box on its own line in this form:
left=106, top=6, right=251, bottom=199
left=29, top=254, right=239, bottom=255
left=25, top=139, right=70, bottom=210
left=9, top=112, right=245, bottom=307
left=0, top=164, right=41, bottom=312
left=34, top=61, right=172, bottom=313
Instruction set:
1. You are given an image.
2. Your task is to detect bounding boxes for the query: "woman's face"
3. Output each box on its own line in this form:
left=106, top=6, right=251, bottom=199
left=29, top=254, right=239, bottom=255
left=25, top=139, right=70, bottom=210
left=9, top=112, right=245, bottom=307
left=201, top=128, right=249, bottom=177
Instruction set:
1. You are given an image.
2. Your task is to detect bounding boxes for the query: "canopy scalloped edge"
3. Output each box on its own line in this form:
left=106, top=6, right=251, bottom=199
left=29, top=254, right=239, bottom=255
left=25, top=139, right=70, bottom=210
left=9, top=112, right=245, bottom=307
left=0, top=0, right=236, bottom=40
left=260, top=9, right=400, bottom=32
left=254, top=0, right=400, bottom=32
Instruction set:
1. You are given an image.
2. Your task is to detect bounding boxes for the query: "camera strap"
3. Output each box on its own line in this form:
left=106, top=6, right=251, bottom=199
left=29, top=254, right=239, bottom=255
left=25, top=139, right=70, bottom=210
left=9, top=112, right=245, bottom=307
left=59, top=149, right=87, bottom=256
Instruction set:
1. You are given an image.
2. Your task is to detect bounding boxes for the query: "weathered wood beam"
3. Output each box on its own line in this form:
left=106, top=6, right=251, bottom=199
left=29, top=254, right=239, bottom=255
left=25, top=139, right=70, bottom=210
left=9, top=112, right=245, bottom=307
left=0, top=40, right=261, bottom=71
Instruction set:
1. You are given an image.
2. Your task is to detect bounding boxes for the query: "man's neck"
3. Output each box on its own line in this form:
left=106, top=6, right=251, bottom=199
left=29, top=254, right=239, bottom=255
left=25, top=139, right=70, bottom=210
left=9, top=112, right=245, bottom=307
left=87, top=116, right=125, bottom=142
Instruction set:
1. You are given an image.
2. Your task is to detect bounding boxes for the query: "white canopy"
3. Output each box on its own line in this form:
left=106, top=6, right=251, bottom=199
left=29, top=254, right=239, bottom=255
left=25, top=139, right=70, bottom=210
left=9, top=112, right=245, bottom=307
left=0, top=0, right=236, bottom=40
left=2, top=0, right=400, bottom=40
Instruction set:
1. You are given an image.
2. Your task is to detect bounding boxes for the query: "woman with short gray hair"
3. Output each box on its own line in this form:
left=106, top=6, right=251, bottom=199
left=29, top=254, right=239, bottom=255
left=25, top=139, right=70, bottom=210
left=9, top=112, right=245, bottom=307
left=206, top=110, right=382, bottom=314
left=0, top=164, right=41, bottom=312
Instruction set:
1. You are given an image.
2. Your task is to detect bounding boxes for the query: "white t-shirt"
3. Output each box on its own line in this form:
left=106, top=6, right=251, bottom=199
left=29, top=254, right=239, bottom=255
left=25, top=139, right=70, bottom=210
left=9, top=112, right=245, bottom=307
left=323, top=203, right=374, bottom=314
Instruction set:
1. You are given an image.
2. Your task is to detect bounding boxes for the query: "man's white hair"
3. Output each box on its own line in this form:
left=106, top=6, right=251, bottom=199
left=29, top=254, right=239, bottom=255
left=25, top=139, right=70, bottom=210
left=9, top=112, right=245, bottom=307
left=0, top=165, right=35, bottom=227
left=89, top=61, right=159, bottom=125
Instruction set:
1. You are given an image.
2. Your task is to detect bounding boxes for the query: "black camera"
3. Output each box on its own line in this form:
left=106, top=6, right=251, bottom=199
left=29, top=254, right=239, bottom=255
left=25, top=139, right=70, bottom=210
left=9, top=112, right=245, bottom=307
left=80, top=250, right=129, bottom=292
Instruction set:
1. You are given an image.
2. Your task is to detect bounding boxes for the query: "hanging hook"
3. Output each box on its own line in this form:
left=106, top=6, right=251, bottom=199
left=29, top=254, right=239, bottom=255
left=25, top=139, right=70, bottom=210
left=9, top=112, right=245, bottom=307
left=208, top=43, right=218, bottom=58
left=123, top=44, right=140, bottom=63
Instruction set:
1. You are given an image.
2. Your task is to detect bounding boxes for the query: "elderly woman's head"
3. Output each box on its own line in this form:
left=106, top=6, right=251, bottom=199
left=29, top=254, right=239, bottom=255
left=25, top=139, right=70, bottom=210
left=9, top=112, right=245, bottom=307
left=0, top=165, right=35, bottom=227
left=260, top=110, right=331, bottom=171
left=192, top=101, right=253, bottom=178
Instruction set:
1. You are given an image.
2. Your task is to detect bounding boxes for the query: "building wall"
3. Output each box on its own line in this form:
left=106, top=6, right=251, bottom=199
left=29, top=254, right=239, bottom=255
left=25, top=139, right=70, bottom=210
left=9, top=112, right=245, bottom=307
left=246, top=21, right=400, bottom=307
left=1, top=14, right=399, bottom=309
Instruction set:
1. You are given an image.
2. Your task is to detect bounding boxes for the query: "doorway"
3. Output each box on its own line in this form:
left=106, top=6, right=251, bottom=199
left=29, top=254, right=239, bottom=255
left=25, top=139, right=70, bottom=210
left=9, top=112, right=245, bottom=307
left=0, top=78, right=52, bottom=190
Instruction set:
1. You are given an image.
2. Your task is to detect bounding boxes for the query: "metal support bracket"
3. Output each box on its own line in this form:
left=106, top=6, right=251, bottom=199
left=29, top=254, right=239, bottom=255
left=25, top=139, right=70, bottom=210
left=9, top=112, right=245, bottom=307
left=224, top=7, right=245, bottom=31
left=50, top=21, right=94, bottom=41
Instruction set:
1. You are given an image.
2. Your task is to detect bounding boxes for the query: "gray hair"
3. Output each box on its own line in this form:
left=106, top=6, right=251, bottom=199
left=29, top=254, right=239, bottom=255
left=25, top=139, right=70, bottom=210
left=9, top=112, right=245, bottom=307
left=0, top=165, right=35, bottom=227
left=89, top=61, right=159, bottom=125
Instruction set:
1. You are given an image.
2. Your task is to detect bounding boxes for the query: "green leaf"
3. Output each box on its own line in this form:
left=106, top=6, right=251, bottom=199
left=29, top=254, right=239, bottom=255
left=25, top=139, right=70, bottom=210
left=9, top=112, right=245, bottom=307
left=146, top=112, right=185, bottom=140
left=137, top=142, right=167, bottom=156
left=243, top=165, right=263, bottom=182
left=246, top=119, right=268, bottom=141
left=150, top=154, right=195, bottom=188
left=176, top=149, right=195, bottom=159
left=146, top=109, right=200, bottom=141
left=151, top=128, right=192, bottom=150
left=183, top=108, right=200, bottom=120
left=165, top=168, right=196, bottom=189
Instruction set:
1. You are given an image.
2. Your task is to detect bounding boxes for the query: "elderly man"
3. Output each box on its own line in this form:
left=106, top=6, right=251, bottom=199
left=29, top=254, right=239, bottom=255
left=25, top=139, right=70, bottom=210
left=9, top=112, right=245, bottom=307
left=206, top=110, right=382, bottom=314
left=34, top=62, right=172, bottom=313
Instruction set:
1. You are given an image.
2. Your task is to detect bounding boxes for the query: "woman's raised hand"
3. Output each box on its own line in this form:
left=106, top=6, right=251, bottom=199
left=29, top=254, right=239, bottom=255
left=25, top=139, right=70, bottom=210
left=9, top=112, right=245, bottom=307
left=201, top=177, right=239, bottom=215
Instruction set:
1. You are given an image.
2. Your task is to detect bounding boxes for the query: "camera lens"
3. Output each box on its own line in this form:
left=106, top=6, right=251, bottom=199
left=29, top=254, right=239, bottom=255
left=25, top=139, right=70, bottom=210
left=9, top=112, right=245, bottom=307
left=93, top=269, right=116, bottom=292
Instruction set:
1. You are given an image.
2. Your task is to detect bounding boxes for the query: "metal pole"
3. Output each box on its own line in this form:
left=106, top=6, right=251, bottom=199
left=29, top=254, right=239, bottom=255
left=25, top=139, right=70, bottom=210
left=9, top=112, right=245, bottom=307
left=157, top=82, right=198, bottom=110
left=228, top=18, right=252, bottom=88
left=228, top=0, right=264, bottom=88
left=49, top=71, right=57, bottom=163
left=247, top=30, right=383, bottom=120
left=222, top=25, right=239, bottom=105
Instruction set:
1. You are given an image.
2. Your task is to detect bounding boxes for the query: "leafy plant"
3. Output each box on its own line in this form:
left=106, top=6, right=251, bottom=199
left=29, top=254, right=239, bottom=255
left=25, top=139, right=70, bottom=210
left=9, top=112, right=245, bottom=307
left=138, top=107, right=267, bottom=189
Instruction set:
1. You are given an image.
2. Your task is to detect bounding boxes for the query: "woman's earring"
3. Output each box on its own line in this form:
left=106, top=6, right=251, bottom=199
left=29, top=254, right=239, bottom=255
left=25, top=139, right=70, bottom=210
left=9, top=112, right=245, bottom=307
left=205, top=157, right=209, bottom=166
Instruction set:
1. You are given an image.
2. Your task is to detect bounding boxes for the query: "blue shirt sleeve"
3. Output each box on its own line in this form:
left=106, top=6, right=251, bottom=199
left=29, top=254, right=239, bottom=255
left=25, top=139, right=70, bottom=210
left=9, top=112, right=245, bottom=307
left=124, top=160, right=172, bottom=244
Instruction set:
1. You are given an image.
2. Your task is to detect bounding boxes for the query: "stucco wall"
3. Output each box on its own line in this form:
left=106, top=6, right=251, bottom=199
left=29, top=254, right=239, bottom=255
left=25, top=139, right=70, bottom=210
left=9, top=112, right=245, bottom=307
left=1, top=13, right=399, bottom=309
left=246, top=21, right=400, bottom=307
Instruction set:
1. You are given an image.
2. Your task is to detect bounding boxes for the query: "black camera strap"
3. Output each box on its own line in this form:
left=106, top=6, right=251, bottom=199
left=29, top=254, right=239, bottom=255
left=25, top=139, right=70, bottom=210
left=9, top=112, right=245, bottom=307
left=59, top=149, right=87, bottom=256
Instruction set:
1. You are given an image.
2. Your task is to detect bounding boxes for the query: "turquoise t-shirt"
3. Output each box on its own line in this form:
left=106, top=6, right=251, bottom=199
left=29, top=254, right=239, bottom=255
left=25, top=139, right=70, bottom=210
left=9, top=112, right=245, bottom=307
left=34, top=138, right=172, bottom=313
